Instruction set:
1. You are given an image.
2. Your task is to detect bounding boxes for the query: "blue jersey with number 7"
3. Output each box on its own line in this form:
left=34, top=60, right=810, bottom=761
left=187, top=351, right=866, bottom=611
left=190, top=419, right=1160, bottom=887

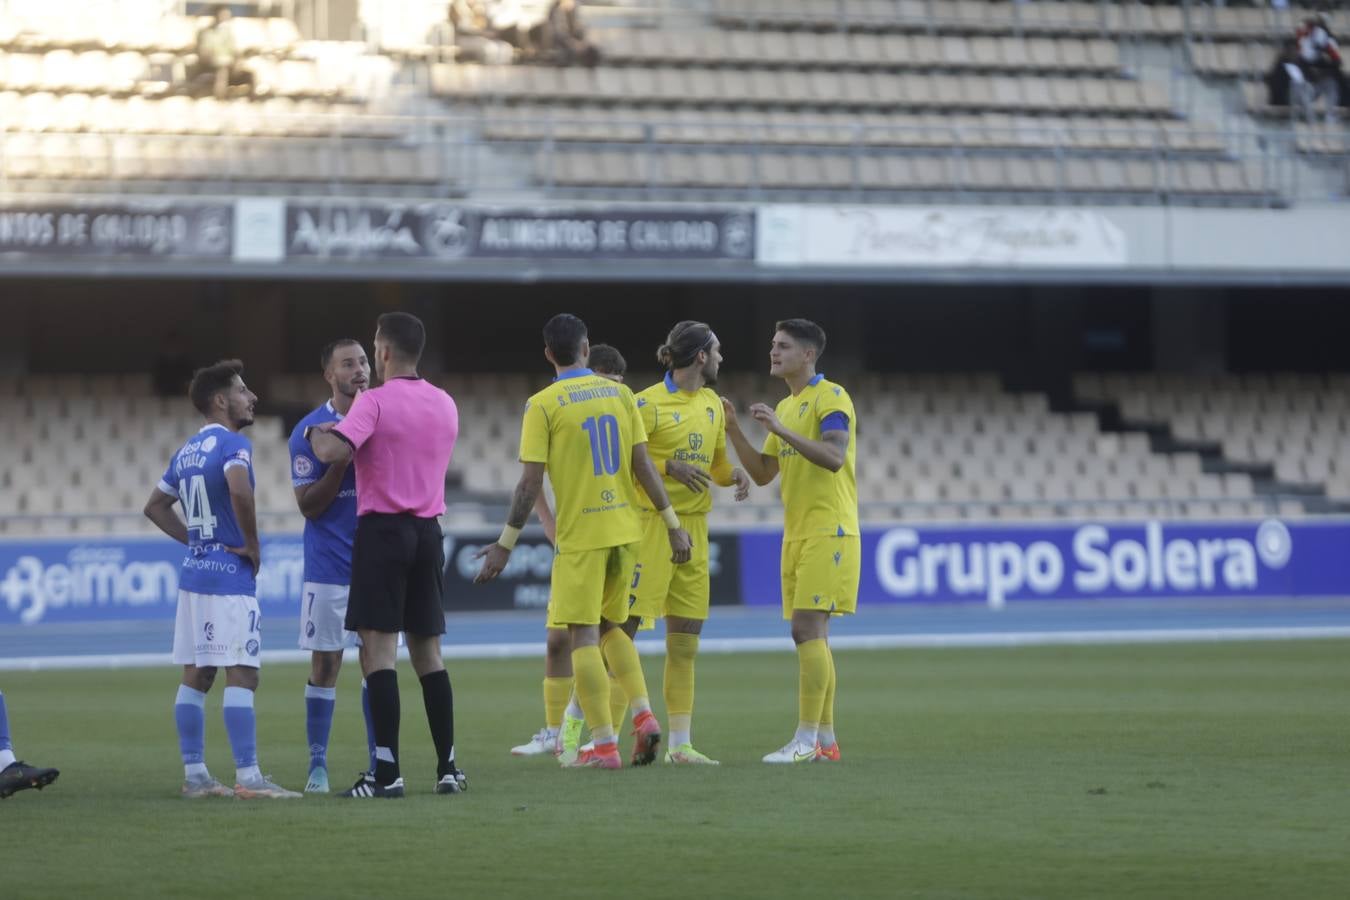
left=157, top=423, right=257, bottom=596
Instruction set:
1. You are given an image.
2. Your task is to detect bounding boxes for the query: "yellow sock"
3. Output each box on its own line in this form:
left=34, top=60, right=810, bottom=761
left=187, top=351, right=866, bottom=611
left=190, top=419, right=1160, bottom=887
left=599, top=628, right=651, bottom=715
left=819, top=644, right=836, bottom=744
left=664, top=633, right=698, bottom=744
left=608, top=673, right=628, bottom=730
left=543, top=676, right=573, bottom=730
left=797, top=639, right=829, bottom=735
left=571, top=645, right=614, bottom=742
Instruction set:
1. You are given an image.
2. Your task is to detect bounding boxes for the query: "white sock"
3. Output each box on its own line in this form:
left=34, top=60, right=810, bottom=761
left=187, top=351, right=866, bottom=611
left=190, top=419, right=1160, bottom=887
left=236, top=764, right=262, bottom=785
left=543, top=726, right=559, bottom=738
left=565, top=694, right=584, bottom=720
left=794, top=724, right=819, bottom=747
left=0, top=749, right=16, bottom=768
left=669, top=714, right=691, bottom=749
left=818, top=726, right=836, bottom=748
left=184, top=762, right=209, bottom=779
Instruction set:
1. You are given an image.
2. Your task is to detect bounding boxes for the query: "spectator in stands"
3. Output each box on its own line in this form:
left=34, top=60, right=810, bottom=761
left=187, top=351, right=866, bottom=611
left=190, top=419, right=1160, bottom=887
left=1265, top=40, right=1307, bottom=109
left=544, top=0, right=599, bottom=67
left=1297, top=15, right=1342, bottom=123
left=194, top=5, right=255, bottom=99
left=449, top=0, right=515, bottom=64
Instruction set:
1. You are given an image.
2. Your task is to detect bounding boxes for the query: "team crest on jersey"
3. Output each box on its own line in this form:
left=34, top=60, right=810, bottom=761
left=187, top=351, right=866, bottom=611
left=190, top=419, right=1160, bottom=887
left=688, top=433, right=704, bottom=451
left=672, top=411, right=681, bottom=423
left=705, top=406, right=715, bottom=423
left=203, top=622, right=215, bottom=641
left=201, top=435, right=218, bottom=453
left=293, top=455, right=314, bottom=478
left=798, top=401, right=809, bottom=418
left=832, top=386, right=842, bottom=396
left=246, top=639, right=260, bottom=657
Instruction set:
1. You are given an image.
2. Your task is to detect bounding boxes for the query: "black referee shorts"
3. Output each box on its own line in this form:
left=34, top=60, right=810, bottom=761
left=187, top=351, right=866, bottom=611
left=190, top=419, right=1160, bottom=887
left=346, top=513, right=446, bottom=636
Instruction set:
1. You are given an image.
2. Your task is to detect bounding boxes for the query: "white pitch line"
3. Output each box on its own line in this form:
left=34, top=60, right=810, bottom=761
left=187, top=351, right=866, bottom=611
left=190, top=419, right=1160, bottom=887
left=2, top=626, right=1349, bottom=671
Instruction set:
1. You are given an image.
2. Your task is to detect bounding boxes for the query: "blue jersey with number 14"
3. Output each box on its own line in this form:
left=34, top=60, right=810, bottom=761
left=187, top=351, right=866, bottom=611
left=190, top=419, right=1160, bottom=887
left=157, top=423, right=257, bottom=596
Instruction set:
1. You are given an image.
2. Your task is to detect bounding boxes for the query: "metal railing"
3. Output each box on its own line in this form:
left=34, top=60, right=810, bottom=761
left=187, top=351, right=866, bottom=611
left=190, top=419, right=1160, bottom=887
left=3, top=112, right=1339, bottom=205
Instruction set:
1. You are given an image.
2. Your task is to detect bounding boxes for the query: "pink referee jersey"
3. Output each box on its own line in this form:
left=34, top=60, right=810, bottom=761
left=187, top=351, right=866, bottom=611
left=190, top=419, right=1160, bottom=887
left=333, top=376, right=458, bottom=518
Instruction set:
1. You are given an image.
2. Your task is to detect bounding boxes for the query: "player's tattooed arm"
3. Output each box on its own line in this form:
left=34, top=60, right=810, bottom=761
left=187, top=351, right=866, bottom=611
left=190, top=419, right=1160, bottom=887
left=474, top=462, right=545, bottom=583
left=721, top=397, right=779, bottom=486
left=143, top=487, right=188, bottom=545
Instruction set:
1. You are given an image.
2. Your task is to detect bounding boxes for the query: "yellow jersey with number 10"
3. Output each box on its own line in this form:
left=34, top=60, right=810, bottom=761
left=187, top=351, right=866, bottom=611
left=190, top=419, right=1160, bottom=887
left=761, top=374, right=859, bottom=542
left=520, top=368, right=648, bottom=553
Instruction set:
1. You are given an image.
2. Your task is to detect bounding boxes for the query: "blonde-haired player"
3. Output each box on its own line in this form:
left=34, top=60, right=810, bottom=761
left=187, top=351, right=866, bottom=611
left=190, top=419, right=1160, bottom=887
left=723, top=319, right=858, bottom=764
left=619, top=321, right=750, bottom=764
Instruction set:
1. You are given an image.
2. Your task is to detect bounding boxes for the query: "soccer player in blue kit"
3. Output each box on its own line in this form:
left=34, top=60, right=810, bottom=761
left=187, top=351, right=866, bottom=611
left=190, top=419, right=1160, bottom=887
left=288, top=339, right=377, bottom=793
left=144, top=360, right=301, bottom=799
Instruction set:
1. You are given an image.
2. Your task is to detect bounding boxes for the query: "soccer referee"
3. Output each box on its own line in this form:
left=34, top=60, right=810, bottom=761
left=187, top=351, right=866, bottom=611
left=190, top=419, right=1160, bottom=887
left=307, top=312, right=462, bottom=799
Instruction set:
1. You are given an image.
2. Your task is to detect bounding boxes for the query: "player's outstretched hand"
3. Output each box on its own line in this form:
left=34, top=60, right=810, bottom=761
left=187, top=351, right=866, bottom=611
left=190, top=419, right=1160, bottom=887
left=749, top=403, right=782, bottom=434
left=227, top=544, right=261, bottom=576
left=473, top=543, right=511, bottom=583
left=666, top=459, right=711, bottom=493
left=720, top=396, right=739, bottom=427
left=667, top=527, right=693, bottom=564
left=731, top=468, right=751, bottom=502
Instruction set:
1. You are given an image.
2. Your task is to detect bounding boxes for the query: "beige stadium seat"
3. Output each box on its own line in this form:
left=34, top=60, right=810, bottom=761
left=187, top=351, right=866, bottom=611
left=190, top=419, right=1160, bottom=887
left=3, top=53, right=43, bottom=91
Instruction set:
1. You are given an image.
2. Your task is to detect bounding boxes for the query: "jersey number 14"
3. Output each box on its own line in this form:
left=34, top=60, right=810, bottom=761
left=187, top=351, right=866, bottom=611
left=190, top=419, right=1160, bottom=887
left=180, top=474, right=218, bottom=539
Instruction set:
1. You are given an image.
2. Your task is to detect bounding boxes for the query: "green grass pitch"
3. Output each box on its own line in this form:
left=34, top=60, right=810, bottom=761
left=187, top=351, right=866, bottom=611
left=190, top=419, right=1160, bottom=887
left=3, top=641, right=1348, bottom=899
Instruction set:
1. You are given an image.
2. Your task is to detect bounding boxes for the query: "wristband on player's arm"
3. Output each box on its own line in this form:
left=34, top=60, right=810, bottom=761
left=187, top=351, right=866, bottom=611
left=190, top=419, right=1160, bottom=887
left=497, top=525, right=522, bottom=550
left=659, top=506, right=680, bottom=530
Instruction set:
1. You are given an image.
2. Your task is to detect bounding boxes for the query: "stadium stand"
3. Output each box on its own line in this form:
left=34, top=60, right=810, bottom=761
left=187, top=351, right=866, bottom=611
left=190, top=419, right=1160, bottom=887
left=1, top=0, right=1328, bottom=204
left=1, top=365, right=1318, bottom=540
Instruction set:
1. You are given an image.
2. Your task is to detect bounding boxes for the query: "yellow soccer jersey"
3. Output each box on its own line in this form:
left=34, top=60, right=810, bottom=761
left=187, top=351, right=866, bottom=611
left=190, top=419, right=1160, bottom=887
left=520, top=368, right=648, bottom=553
left=633, top=373, right=735, bottom=515
left=761, top=374, right=859, bottom=542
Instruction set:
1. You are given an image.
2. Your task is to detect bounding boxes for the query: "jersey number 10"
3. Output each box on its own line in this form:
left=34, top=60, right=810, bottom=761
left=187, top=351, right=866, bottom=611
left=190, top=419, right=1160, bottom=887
left=179, top=474, right=218, bottom=539
left=581, top=415, right=622, bottom=476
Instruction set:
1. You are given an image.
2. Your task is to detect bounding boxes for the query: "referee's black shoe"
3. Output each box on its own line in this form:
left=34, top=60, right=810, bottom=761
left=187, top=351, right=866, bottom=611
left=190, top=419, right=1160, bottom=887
left=0, top=760, right=60, bottom=799
left=338, top=773, right=405, bottom=799
left=435, top=767, right=468, bottom=795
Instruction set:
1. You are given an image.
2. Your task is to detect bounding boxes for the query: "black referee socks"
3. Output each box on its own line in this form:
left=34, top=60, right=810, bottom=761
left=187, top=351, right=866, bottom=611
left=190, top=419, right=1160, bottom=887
left=365, top=668, right=401, bottom=785
left=420, top=669, right=457, bottom=779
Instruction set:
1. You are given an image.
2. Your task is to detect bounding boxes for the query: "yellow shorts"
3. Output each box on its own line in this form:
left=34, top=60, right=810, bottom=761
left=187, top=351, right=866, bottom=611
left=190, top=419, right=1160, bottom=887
left=629, top=511, right=710, bottom=623
left=781, top=534, right=861, bottom=621
left=548, top=542, right=638, bottom=627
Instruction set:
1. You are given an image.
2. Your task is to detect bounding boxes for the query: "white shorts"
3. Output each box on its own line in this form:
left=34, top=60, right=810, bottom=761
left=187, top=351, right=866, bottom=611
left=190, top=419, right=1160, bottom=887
left=172, top=591, right=262, bottom=669
left=299, top=581, right=356, bottom=652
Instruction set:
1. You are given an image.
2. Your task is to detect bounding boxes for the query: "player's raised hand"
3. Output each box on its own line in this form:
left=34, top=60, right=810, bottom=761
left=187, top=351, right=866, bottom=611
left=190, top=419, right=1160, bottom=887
left=667, top=526, right=693, bottom=564
left=720, top=396, right=739, bottom=426
left=749, top=403, right=782, bottom=434
left=227, top=543, right=261, bottom=576
left=731, top=468, right=751, bottom=502
left=666, top=459, right=712, bottom=493
left=472, top=542, right=511, bottom=583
